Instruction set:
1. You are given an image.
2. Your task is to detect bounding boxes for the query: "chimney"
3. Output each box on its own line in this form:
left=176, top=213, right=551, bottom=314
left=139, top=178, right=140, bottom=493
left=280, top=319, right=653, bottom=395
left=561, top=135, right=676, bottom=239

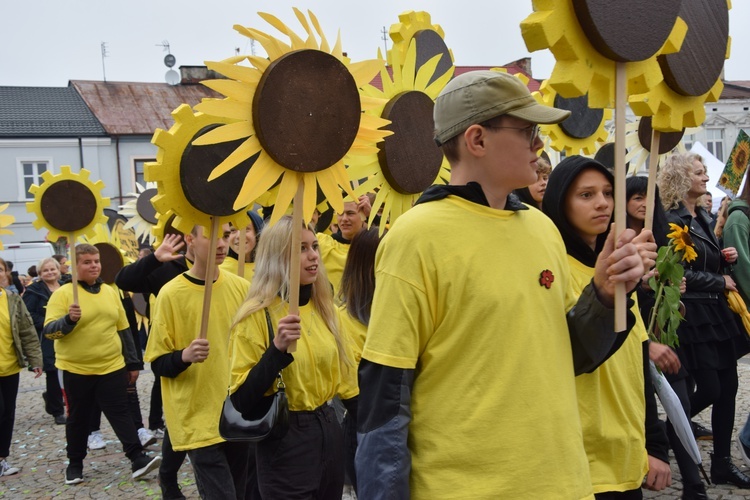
left=179, top=66, right=224, bottom=85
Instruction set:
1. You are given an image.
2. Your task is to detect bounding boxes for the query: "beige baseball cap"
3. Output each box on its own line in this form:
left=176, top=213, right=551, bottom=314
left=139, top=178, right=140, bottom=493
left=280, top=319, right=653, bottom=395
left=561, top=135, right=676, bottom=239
left=433, top=71, right=571, bottom=146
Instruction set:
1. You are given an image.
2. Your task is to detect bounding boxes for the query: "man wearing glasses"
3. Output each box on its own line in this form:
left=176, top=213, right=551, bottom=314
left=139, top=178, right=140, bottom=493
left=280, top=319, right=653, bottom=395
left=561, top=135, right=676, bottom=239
left=356, top=71, right=655, bottom=498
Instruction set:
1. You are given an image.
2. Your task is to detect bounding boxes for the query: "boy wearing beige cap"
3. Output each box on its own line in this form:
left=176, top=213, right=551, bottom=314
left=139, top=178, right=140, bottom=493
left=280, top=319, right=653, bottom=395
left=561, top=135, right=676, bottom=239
left=356, top=71, right=656, bottom=499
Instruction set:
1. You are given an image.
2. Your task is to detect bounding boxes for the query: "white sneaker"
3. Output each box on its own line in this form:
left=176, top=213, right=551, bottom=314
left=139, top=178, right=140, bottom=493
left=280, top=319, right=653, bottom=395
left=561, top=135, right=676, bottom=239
left=138, top=427, right=156, bottom=448
left=0, top=459, right=19, bottom=476
left=87, top=431, right=106, bottom=450
left=153, top=428, right=165, bottom=439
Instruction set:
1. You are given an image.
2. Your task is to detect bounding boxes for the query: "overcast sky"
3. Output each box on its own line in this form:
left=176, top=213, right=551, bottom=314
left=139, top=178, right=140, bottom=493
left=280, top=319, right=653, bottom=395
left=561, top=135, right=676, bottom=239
left=2, top=1, right=748, bottom=88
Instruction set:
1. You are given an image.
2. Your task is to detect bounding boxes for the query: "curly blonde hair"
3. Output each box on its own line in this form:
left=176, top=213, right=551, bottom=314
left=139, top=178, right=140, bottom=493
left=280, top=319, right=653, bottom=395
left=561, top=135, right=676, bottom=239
left=657, top=153, right=693, bottom=211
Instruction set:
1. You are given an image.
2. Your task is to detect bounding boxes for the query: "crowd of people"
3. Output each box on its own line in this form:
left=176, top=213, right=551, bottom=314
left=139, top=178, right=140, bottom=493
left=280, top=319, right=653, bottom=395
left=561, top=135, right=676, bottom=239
left=0, top=68, right=750, bottom=500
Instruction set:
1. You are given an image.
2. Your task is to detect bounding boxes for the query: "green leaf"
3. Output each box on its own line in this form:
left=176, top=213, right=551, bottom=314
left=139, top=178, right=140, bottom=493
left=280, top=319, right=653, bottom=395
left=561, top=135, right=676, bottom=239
left=649, top=276, right=659, bottom=290
left=664, top=286, right=681, bottom=309
left=673, top=265, right=684, bottom=282
left=657, top=303, right=671, bottom=329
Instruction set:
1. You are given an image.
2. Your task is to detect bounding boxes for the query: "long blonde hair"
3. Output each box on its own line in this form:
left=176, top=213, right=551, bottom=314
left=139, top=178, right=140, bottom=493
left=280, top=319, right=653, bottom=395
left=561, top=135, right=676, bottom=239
left=658, top=153, right=694, bottom=211
left=232, top=216, right=350, bottom=366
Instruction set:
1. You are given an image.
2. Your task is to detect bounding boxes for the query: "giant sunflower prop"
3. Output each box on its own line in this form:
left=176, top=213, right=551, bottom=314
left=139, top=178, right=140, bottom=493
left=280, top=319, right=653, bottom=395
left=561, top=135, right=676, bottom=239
left=151, top=210, right=183, bottom=249
left=26, top=166, right=109, bottom=242
left=146, top=104, right=252, bottom=235
left=351, top=20, right=453, bottom=230
left=534, top=79, right=611, bottom=156
left=193, top=9, right=392, bottom=224
left=629, top=0, right=730, bottom=132
left=118, top=182, right=158, bottom=246
left=521, top=0, right=686, bottom=109
left=624, top=117, right=695, bottom=174
left=0, top=204, right=14, bottom=250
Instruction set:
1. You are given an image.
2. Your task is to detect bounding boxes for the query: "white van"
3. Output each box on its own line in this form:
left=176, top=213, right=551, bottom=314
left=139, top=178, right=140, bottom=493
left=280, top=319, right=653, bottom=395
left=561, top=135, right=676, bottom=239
left=0, top=242, right=56, bottom=276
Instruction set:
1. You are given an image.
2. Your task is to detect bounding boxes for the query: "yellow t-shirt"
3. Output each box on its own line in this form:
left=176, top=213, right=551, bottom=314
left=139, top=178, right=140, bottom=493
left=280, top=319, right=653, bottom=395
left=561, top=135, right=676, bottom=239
left=338, top=305, right=367, bottom=366
left=220, top=256, right=255, bottom=283
left=230, top=298, right=357, bottom=411
left=0, top=292, right=20, bottom=377
left=568, top=257, right=649, bottom=493
left=317, top=233, right=349, bottom=298
left=361, top=196, right=593, bottom=500
left=45, top=283, right=129, bottom=375
left=144, top=270, right=250, bottom=451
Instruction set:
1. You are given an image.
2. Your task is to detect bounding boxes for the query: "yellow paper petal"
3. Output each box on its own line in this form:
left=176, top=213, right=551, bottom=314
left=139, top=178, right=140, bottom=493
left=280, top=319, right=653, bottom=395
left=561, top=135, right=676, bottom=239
left=192, top=122, right=255, bottom=147
left=231, top=151, right=284, bottom=208
left=202, top=79, right=258, bottom=103
left=194, top=99, right=252, bottom=122
left=206, top=136, right=260, bottom=180
left=204, top=60, right=260, bottom=84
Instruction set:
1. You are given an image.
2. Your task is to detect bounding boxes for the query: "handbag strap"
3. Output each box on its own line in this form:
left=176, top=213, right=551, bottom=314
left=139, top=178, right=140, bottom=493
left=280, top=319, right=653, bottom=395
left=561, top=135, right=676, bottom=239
left=264, top=308, right=285, bottom=389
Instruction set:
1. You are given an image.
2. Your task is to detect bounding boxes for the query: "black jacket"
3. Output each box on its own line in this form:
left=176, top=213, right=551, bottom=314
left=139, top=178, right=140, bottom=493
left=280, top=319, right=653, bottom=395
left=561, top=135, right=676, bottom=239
left=22, top=280, right=60, bottom=371
left=544, top=156, right=668, bottom=465
left=114, top=252, right=189, bottom=318
left=666, top=204, right=726, bottom=300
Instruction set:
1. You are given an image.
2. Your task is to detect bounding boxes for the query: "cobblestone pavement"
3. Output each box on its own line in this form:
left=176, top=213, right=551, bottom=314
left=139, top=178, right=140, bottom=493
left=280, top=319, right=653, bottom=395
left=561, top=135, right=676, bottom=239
left=645, top=357, right=750, bottom=500
left=0, top=366, right=197, bottom=499
left=5, top=361, right=750, bottom=499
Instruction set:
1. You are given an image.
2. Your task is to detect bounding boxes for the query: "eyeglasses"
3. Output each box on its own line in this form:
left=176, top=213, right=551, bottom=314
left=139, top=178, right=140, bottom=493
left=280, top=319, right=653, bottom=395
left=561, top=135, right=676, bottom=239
left=481, top=123, right=540, bottom=149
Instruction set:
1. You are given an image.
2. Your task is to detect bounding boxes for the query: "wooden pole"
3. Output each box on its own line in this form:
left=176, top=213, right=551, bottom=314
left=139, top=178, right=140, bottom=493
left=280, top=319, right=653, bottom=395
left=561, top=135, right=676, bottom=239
left=69, top=233, right=78, bottom=305
left=287, top=182, right=305, bottom=353
left=645, top=129, right=661, bottom=232
left=237, top=222, right=246, bottom=279
left=614, top=62, right=627, bottom=332
left=198, top=218, right=220, bottom=339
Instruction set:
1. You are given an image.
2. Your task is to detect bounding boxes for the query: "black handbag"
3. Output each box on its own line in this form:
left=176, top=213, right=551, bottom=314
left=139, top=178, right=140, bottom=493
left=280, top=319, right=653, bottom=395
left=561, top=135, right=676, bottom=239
left=219, top=308, right=289, bottom=442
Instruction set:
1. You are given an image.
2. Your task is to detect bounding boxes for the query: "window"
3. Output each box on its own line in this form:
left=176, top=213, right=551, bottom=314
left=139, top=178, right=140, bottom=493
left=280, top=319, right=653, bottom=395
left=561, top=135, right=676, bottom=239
left=133, top=158, right=155, bottom=188
left=706, top=128, right=725, bottom=162
left=683, top=133, right=695, bottom=153
left=18, top=160, right=49, bottom=200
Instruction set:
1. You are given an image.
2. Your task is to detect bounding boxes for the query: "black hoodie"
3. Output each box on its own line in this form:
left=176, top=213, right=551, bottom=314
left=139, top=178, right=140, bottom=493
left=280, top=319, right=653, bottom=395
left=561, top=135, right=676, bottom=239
left=542, top=156, right=613, bottom=267
left=544, top=155, right=670, bottom=464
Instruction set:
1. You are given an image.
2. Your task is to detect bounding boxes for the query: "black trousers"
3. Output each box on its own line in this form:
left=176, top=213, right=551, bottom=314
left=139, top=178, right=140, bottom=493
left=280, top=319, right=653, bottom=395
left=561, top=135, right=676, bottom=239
left=44, top=369, right=65, bottom=417
left=159, top=428, right=187, bottom=485
left=63, top=368, right=143, bottom=464
left=148, top=372, right=164, bottom=430
left=0, top=373, right=19, bottom=457
left=88, top=377, right=145, bottom=433
left=595, top=489, right=643, bottom=499
left=690, top=366, right=739, bottom=458
left=256, top=403, right=344, bottom=500
left=187, top=441, right=250, bottom=500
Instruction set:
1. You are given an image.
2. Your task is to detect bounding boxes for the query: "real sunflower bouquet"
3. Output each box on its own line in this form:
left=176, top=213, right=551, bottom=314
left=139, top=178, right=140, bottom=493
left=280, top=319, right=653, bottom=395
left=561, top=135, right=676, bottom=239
left=646, top=223, right=697, bottom=347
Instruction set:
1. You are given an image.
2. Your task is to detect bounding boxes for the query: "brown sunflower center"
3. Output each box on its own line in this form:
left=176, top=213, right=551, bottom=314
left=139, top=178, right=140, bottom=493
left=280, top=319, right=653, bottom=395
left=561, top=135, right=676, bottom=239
left=40, top=180, right=97, bottom=232
left=180, top=124, right=256, bottom=217
left=136, top=188, right=158, bottom=225
left=253, top=49, right=361, bottom=173
left=94, top=242, right=123, bottom=284
left=572, top=0, right=683, bottom=62
left=554, top=94, right=603, bottom=140
left=637, top=117, right=684, bottom=154
left=378, top=90, right=442, bottom=194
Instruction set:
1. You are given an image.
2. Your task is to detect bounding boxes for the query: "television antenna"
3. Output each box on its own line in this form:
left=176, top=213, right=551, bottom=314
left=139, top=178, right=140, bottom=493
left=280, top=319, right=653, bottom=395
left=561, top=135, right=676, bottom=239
left=156, top=40, right=179, bottom=85
left=381, top=27, right=388, bottom=59
left=101, top=42, right=109, bottom=82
